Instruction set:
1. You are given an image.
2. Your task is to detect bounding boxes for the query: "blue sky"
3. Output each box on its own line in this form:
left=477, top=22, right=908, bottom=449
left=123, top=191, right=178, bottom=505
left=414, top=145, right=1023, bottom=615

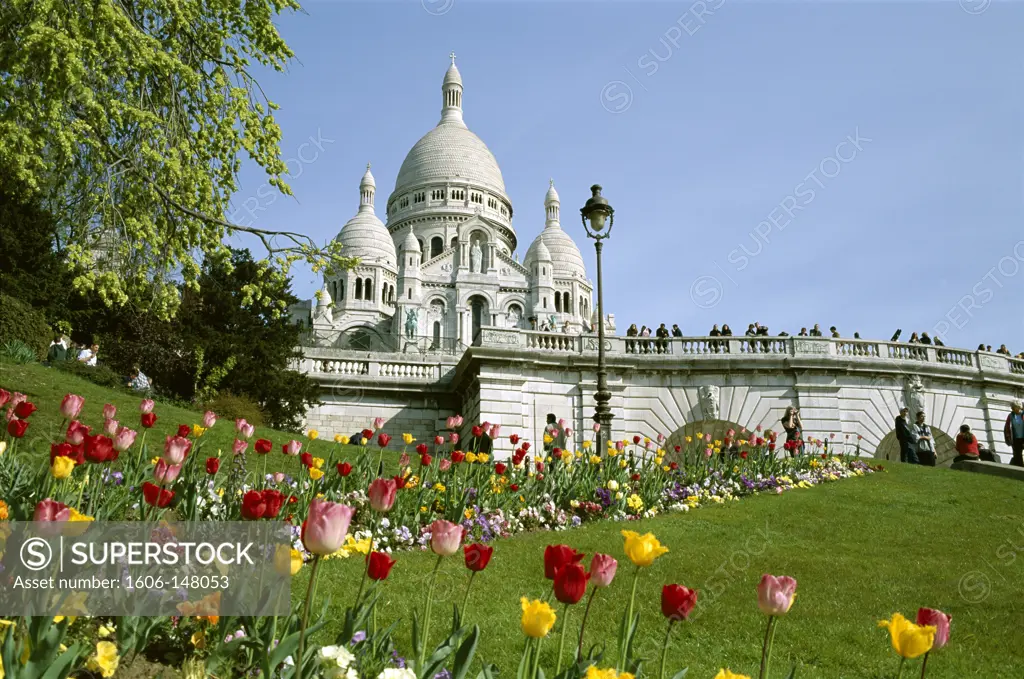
left=231, top=0, right=1023, bottom=352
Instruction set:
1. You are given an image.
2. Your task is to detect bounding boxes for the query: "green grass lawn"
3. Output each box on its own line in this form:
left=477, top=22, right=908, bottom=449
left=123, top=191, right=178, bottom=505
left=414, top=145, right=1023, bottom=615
left=4, top=361, right=1022, bottom=678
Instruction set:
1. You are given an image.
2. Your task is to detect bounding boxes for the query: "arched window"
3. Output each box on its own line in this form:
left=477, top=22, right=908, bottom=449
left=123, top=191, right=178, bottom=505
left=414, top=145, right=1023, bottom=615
left=355, top=278, right=363, bottom=300
left=555, top=294, right=562, bottom=312
left=563, top=292, right=571, bottom=314
left=382, top=281, right=387, bottom=302
left=364, top=278, right=373, bottom=302
left=431, top=236, right=444, bottom=259
left=389, top=285, right=395, bottom=304
left=450, top=236, right=458, bottom=250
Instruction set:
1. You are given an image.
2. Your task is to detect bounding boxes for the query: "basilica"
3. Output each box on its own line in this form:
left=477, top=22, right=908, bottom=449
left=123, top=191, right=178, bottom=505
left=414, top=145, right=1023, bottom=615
left=297, top=55, right=595, bottom=352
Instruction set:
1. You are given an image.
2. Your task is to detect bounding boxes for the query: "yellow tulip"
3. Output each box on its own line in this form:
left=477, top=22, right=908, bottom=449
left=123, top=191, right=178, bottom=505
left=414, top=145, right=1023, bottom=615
left=582, top=440, right=593, bottom=450
left=403, top=433, right=414, bottom=444
left=520, top=597, right=557, bottom=638
left=87, top=641, right=119, bottom=678
left=714, top=670, right=750, bottom=679
left=360, top=437, right=368, bottom=446
left=312, top=457, right=325, bottom=469
left=309, top=467, right=324, bottom=481
left=51, top=456, right=76, bottom=480
left=478, top=453, right=489, bottom=463
left=0, top=441, right=6, bottom=456
left=585, top=668, right=619, bottom=679
left=621, top=530, right=669, bottom=567
left=307, top=429, right=319, bottom=440
left=878, top=613, right=936, bottom=659
left=466, top=452, right=478, bottom=464
left=274, top=545, right=303, bottom=576
left=192, top=424, right=206, bottom=438
left=335, top=434, right=350, bottom=445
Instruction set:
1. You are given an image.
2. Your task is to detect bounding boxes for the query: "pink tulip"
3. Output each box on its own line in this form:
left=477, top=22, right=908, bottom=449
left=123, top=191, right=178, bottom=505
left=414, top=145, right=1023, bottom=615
left=232, top=438, right=248, bottom=456
left=615, top=440, right=625, bottom=451
left=368, top=478, right=398, bottom=513
left=103, top=418, right=119, bottom=437
left=592, top=422, right=601, bottom=433
left=34, top=498, right=71, bottom=522
left=704, top=447, right=713, bottom=458
left=450, top=414, right=463, bottom=428
left=704, top=433, right=712, bottom=442
left=428, top=519, right=464, bottom=556
left=202, top=410, right=217, bottom=428
left=590, top=553, right=618, bottom=588
left=102, top=403, right=117, bottom=420
left=564, top=427, right=573, bottom=438
left=0, top=389, right=9, bottom=409
left=439, top=458, right=452, bottom=472
left=60, top=394, right=85, bottom=419
left=726, top=428, right=736, bottom=438
left=235, top=418, right=255, bottom=439
left=399, top=452, right=411, bottom=467
left=272, top=472, right=286, bottom=483
left=373, top=417, right=386, bottom=431
left=558, top=418, right=566, bottom=428
left=282, top=440, right=302, bottom=456
left=154, top=460, right=182, bottom=483
left=757, top=574, right=798, bottom=616
left=302, top=498, right=355, bottom=555
left=66, top=420, right=90, bottom=445
left=448, top=432, right=459, bottom=444
left=113, top=427, right=137, bottom=452
left=163, top=435, right=192, bottom=465
left=756, top=424, right=763, bottom=432
left=657, top=433, right=665, bottom=443
left=489, top=424, right=502, bottom=438
left=433, top=435, right=444, bottom=445
left=446, top=416, right=457, bottom=429
left=916, top=608, right=951, bottom=650
left=139, top=398, right=155, bottom=414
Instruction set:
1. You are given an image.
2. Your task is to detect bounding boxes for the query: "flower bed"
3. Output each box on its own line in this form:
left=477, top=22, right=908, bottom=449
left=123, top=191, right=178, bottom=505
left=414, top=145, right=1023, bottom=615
left=2, top=390, right=929, bottom=679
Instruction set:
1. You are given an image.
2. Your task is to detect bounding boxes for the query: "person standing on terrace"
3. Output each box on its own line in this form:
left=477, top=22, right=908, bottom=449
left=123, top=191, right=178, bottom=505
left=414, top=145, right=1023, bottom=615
left=1005, top=402, right=1024, bottom=467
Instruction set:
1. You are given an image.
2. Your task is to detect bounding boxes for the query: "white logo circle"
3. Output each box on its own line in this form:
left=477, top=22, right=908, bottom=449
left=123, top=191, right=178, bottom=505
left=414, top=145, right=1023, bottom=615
left=600, top=81, right=633, bottom=114
left=20, top=537, right=53, bottom=571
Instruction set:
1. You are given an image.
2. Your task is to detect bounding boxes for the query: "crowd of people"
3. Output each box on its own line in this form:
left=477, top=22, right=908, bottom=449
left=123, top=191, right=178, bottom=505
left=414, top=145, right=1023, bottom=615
left=892, top=402, right=1024, bottom=468
left=44, top=335, right=152, bottom=393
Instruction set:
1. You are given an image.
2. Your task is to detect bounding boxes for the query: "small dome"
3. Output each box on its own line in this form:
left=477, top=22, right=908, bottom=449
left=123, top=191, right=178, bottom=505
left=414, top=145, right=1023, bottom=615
left=545, top=179, right=559, bottom=205
left=526, top=180, right=587, bottom=280
left=317, top=283, right=332, bottom=307
left=531, top=239, right=552, bottom=262
left=335, top=166, right=396, bottom=268
left=402, top=228, right=421, bottom=253
left=443, top=62, right=462, bottom=87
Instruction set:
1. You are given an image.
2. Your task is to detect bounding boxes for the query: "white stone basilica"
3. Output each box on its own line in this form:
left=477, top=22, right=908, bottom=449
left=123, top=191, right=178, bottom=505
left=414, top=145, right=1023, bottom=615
left=301, top=55, right=594, bottom=350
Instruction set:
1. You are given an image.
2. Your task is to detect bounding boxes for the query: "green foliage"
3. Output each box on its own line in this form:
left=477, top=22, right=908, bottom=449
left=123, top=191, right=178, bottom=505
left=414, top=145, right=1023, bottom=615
left=0, top=0, right=354, bottom=319
left=192, top=347, right=238, bottom=404
left=1, top=339, right=40, bottom=364
left=53, top=360, right=130, bottom=392
left=1, top=617, right=85, bottom=679
left=0, top=293, right=51, bottom=360
left=203, top=391, right=266, bottom=427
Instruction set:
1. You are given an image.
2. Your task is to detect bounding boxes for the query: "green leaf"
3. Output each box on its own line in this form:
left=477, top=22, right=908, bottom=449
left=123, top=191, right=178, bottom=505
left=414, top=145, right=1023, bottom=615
left=452, top=625, right=480, bottom=679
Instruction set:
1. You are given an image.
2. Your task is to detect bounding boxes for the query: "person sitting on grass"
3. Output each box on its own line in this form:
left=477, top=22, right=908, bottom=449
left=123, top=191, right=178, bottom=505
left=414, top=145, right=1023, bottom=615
left=954, top=424, right=980, bottom=462
left=77, top=343, right=99, bottom=366
left=46, top=334, right=68, bottom=363
left=126, top=365, right=151, bottom=393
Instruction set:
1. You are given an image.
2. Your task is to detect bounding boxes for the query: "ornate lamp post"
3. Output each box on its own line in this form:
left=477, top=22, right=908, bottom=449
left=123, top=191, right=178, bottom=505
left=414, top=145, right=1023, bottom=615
left=580, top=185, right=615, bottom=453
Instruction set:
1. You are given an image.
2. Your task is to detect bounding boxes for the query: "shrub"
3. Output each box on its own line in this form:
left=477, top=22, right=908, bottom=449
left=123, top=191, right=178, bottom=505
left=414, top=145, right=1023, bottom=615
left=203, top=391, right=266, bottom=427
left=0, top=340, right=39, bottom=364
left=53, top=360, right=128, bottom=391
left=0, top=294, right=50, bottom=360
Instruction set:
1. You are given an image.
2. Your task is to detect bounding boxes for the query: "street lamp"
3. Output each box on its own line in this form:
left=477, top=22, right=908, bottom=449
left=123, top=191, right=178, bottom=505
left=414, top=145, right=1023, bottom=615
left=580, top=184, right=615, bottom=454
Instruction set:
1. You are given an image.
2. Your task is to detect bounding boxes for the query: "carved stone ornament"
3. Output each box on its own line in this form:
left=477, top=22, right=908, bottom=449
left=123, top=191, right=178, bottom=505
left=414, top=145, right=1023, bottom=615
left=697, top=385, right=721, bottom=420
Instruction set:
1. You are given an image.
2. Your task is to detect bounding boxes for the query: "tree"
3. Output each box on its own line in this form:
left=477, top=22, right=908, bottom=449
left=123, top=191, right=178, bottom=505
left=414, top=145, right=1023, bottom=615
left=0, top=0, right=352, bottom=319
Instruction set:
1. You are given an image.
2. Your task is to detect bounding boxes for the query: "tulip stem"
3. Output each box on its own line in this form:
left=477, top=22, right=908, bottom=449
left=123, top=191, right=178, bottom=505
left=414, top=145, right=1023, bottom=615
left=576, top=588, right=598, bottom=661
left=619, top=566, right=640, bottom=671
left=919, top=653, right=929, bottom=679
left=659, top=619, right=675, bottom=679
left=556, top=602, right=570, bottom=675
left=531, top=636, right=544, bottom=679
left=295, top=555, right=321, bottom=679
left=418, top=554, right=443, bottom=672
left=355, top=515, right=379, bottom=606
left=758, top=615, right=777, bottom=679
left=461, top=570, right=477, bottom=617
left=895, top=657, right=905, bottom=679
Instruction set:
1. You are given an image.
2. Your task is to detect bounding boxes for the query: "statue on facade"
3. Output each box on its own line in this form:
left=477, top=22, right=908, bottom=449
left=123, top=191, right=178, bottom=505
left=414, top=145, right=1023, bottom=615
left=904, top=375, right=926, bottom=416
left=404, top=309, right=418, bottom=339
left=697, top=385, right=721, bottom=421
left=469, top=241, right=482, bottom=273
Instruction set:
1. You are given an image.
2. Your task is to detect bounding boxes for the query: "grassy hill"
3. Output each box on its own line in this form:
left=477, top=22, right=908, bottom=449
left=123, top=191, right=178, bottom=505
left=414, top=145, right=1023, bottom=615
left=3, top=361, right=1022, bottom=678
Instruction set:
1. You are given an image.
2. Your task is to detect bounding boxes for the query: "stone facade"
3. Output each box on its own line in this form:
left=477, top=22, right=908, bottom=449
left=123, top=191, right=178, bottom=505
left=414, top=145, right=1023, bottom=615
left=295, top=333, right=1024, bottom=466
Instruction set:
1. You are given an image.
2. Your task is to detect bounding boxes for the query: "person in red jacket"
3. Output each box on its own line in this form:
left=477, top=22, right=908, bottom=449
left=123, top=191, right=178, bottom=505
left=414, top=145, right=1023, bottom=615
left=1005, top=402, right=1024, bottom=467
left=955, top=424, right=980, bottom=460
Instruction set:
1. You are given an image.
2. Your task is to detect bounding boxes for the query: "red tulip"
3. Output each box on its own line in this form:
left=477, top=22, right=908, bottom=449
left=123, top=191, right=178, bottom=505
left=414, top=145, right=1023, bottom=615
left=206, top=457, right=220, bottom=474
left=142, top=482, right=174, bottom=508
left=416, top=443, right=429, bottom=455
left=60, top=394, right=85, bottom=419
left=50, top=442, right=80, bottom=464
left=14, top=401, right=37, bottom=418
left=495, top=462, right=507, bottom=475
left=536, top=461, right=545, bottom=473
left=262, top=489, right=285, bottom=518
left=377, top=433, right=391, bottom=448
left=140, top=412, right=157, bottom=428
left=367, top=551, right=397, bottom=581
left=0, top=389, right=9, bottom=409
left=669, top=462, right=679, bottom=470
left=34, top=498, right=71, bottom=521
left=176, top=424, right=191, bottom=438
left=420, top=453, right=433, bottom=467
left=300, top=452, right=313, bottom=468
left=361, top=428, right=373, bottom=441
left=301, top=498, right=355, bottom=555
left=740, top=451, right=748, bottom=459
left=509, top=484, right=519, bottom=491
left=451, top=451, right=465, bottom=464
left=255, top=438, right=273, bottom=454
left=337, top=462, right=353, bottom=476
left=661, top=584, right=699, bottom=621
left=84, top=434, right=117, bottom=463
left=368, top=478, right=398, bottom=513
left=544, top=544, right=584, bottom=580
left=509, top=434, right=520, bottom=445
left=241, top=490, right=267, bottom=519
left=674, top=445, right=681, bottom=452
left=631, top=474, right=640, bottom=482
left=553, top=562, right=589, bottom=604
left=7, top=418, right=29, bottom=438
left=522, top=442, right=531, bottom=452
left=393, top=474, right=407, bottom=489
left=464, top=543, right=494, bottom=572
left=916, top=608, right=951, bottom=649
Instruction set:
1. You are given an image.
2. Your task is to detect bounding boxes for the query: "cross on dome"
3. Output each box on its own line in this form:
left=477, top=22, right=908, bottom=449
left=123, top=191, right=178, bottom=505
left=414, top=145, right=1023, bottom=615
left=450, top=51, right=456, bottom=65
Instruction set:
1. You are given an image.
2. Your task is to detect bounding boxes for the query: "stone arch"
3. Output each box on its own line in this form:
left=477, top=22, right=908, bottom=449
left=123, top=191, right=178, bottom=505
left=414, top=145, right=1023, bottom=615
left=874, top=427, right=958, bottom=467
left=665, top=418, right=747, bottom=464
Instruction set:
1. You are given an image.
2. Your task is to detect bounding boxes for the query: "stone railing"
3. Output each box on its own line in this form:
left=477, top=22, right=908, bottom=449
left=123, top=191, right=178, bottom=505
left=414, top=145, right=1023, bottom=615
left=473, top=331, right=1024, bottom=378
left=293, top=346, right=458, bottom=384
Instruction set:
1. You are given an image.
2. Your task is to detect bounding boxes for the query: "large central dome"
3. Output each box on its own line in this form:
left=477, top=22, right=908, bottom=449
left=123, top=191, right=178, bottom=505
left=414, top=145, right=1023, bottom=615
left=391, top=55, right=507, bottom=198
left=395, top=124, right=505, bottom=195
